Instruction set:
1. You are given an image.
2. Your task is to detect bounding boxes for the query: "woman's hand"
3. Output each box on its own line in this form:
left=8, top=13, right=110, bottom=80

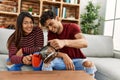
left=22, top=54, right=32, bottom=65
left=16, top=48, right=23, bottom=56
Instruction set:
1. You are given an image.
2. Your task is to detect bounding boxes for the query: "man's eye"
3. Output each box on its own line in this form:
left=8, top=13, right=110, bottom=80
left=49, top=23, right=53, bottom=26
left=45, top=26, right=49, bottom=29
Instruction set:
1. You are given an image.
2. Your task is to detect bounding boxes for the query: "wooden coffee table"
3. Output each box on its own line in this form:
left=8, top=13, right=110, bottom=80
left=0, top=71, right=95, bottom=80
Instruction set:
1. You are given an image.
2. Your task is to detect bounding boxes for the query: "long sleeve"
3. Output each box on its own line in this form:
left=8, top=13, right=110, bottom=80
left=22, top=27, right=44, bottom=54
left=9, top=42, right=23, bottom=64
left=8, top=27, right=44, bottom=64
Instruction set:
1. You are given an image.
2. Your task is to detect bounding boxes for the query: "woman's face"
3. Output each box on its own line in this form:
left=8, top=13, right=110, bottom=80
left=22, top=17, right=34, bottom=35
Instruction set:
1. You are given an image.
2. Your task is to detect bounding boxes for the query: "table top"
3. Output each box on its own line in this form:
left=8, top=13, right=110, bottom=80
left=0, top=71, right=95, bottom=80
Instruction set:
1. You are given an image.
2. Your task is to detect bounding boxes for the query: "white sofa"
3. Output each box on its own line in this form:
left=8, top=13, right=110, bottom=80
left=82, top=34, right=120, bottom=80
left=0, top=28, right=14, bottom=71
left=0, top=28, right=120, bottom=80
left=0, top=28, right=33, bottom=71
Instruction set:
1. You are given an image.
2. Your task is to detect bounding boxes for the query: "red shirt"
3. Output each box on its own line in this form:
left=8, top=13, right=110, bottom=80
left=48, top=23, right=86, bottom=59
left=9, top=27, right=44, bottom=64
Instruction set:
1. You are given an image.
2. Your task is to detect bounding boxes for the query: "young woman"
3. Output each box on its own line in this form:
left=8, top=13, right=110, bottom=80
left=6, top=12, right=44, bottom=71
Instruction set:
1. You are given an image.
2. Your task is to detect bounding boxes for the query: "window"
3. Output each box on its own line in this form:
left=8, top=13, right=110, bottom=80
left=104, top=21, right=114, bottom=36
left=104, top=0, right=120, bottom=51
left=113, top=20, right=120, bottom=50
left=105, top=0, right=116, bottom=20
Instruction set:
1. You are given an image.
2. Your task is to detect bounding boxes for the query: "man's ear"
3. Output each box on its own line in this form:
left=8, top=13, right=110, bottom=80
left=55, top=16, right=61, bottom=21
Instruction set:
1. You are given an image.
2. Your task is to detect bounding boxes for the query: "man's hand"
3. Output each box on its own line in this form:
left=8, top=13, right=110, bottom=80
left=22, top=54, right=32, bottom=65
left=49, top=39, right=66, bottom=50
left=59, top=53, right=75, bottom=70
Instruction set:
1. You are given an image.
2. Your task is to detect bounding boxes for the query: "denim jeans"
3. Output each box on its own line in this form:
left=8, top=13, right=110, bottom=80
left=6, top=52, right=43, bottom=71
left=6, top=58, right=43, bottom=71
left=42, top=58, right=97, bottom=75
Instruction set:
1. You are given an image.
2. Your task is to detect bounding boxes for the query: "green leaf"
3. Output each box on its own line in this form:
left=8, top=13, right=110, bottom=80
left=80, top=1, right=103, bottom=35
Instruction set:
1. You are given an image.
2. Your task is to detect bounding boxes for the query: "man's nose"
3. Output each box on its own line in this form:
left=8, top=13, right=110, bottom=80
left=48, top=26, right=52, bottom=30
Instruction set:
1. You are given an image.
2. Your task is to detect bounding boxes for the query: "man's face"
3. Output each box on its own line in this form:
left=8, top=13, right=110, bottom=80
left=45, top=18, right=60, bottom=34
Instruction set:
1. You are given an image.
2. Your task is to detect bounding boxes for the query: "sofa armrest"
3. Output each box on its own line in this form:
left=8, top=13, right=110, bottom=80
left=82, top=34, right=114, bottom=57
left=114, top=50, right=120, bottom=59
left=0, top=28, right=14, bottom=54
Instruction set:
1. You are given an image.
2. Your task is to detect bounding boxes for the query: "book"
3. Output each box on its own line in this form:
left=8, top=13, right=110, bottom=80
left=65, top=0, right=70, bottom=3
left=52, top=6, right=59, bottom=16
left=62, top=7, right=66, bottom=18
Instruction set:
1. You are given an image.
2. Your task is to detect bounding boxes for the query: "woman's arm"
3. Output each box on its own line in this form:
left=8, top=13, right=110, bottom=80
left=9, top=43, right=23, bottom=64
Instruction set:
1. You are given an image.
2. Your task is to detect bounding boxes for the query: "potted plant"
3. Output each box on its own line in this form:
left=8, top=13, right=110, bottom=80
left=80, top=1, right=102, bottom=35
left=28, top=6, right=33, bottom=15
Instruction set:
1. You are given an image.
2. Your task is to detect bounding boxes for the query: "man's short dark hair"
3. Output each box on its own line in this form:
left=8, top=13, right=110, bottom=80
left=40, top=10, right=56, bottom=26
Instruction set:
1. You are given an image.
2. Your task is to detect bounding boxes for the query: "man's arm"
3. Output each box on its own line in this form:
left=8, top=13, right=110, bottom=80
left=64, top=33, right=88, bottom=48
left=49, top=33, right=88, bottom=49
left=56, top=52, right=75, bottom=70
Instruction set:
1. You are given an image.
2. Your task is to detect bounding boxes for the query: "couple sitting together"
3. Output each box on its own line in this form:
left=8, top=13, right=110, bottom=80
left=6, top=10, right=97, bottom=78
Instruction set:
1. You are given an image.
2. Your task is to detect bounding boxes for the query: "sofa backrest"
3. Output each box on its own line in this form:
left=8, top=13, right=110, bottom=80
left=0, top=28, right=15, bottom=54
left=81, top=34, right=113, bottom=57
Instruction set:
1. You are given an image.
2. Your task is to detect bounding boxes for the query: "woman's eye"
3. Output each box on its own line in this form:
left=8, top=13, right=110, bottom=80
left=23, top=22, right=27, bottom=24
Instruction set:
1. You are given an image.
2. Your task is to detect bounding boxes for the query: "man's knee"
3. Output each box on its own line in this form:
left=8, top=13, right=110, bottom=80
left=82, top=60, right=94, bottom=68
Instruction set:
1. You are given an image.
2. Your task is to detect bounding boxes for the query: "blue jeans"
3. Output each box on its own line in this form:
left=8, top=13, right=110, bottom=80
left=42, top=58, right=97, bottom=75
left=6, top=52, right=43, bottom=71
left=6, top=58, right=43, bottom=71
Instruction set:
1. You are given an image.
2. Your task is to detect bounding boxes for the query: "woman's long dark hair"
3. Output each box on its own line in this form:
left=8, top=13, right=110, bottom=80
left=7, top=12, right=34, bottom=50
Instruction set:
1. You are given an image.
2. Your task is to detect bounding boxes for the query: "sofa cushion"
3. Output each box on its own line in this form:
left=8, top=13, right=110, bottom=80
left=0, top=55, right=8, bottom=71
left=0, top=28, right=14, bottom=54
left=0, top=54, right=33, bottom=71
left=82, top=34, right=113, bottom=57
left=88, top=57, right=120, bottom=80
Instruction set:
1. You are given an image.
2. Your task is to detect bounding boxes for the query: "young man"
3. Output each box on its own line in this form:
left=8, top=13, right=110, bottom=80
left=40, top=10, right=97, bottom=77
